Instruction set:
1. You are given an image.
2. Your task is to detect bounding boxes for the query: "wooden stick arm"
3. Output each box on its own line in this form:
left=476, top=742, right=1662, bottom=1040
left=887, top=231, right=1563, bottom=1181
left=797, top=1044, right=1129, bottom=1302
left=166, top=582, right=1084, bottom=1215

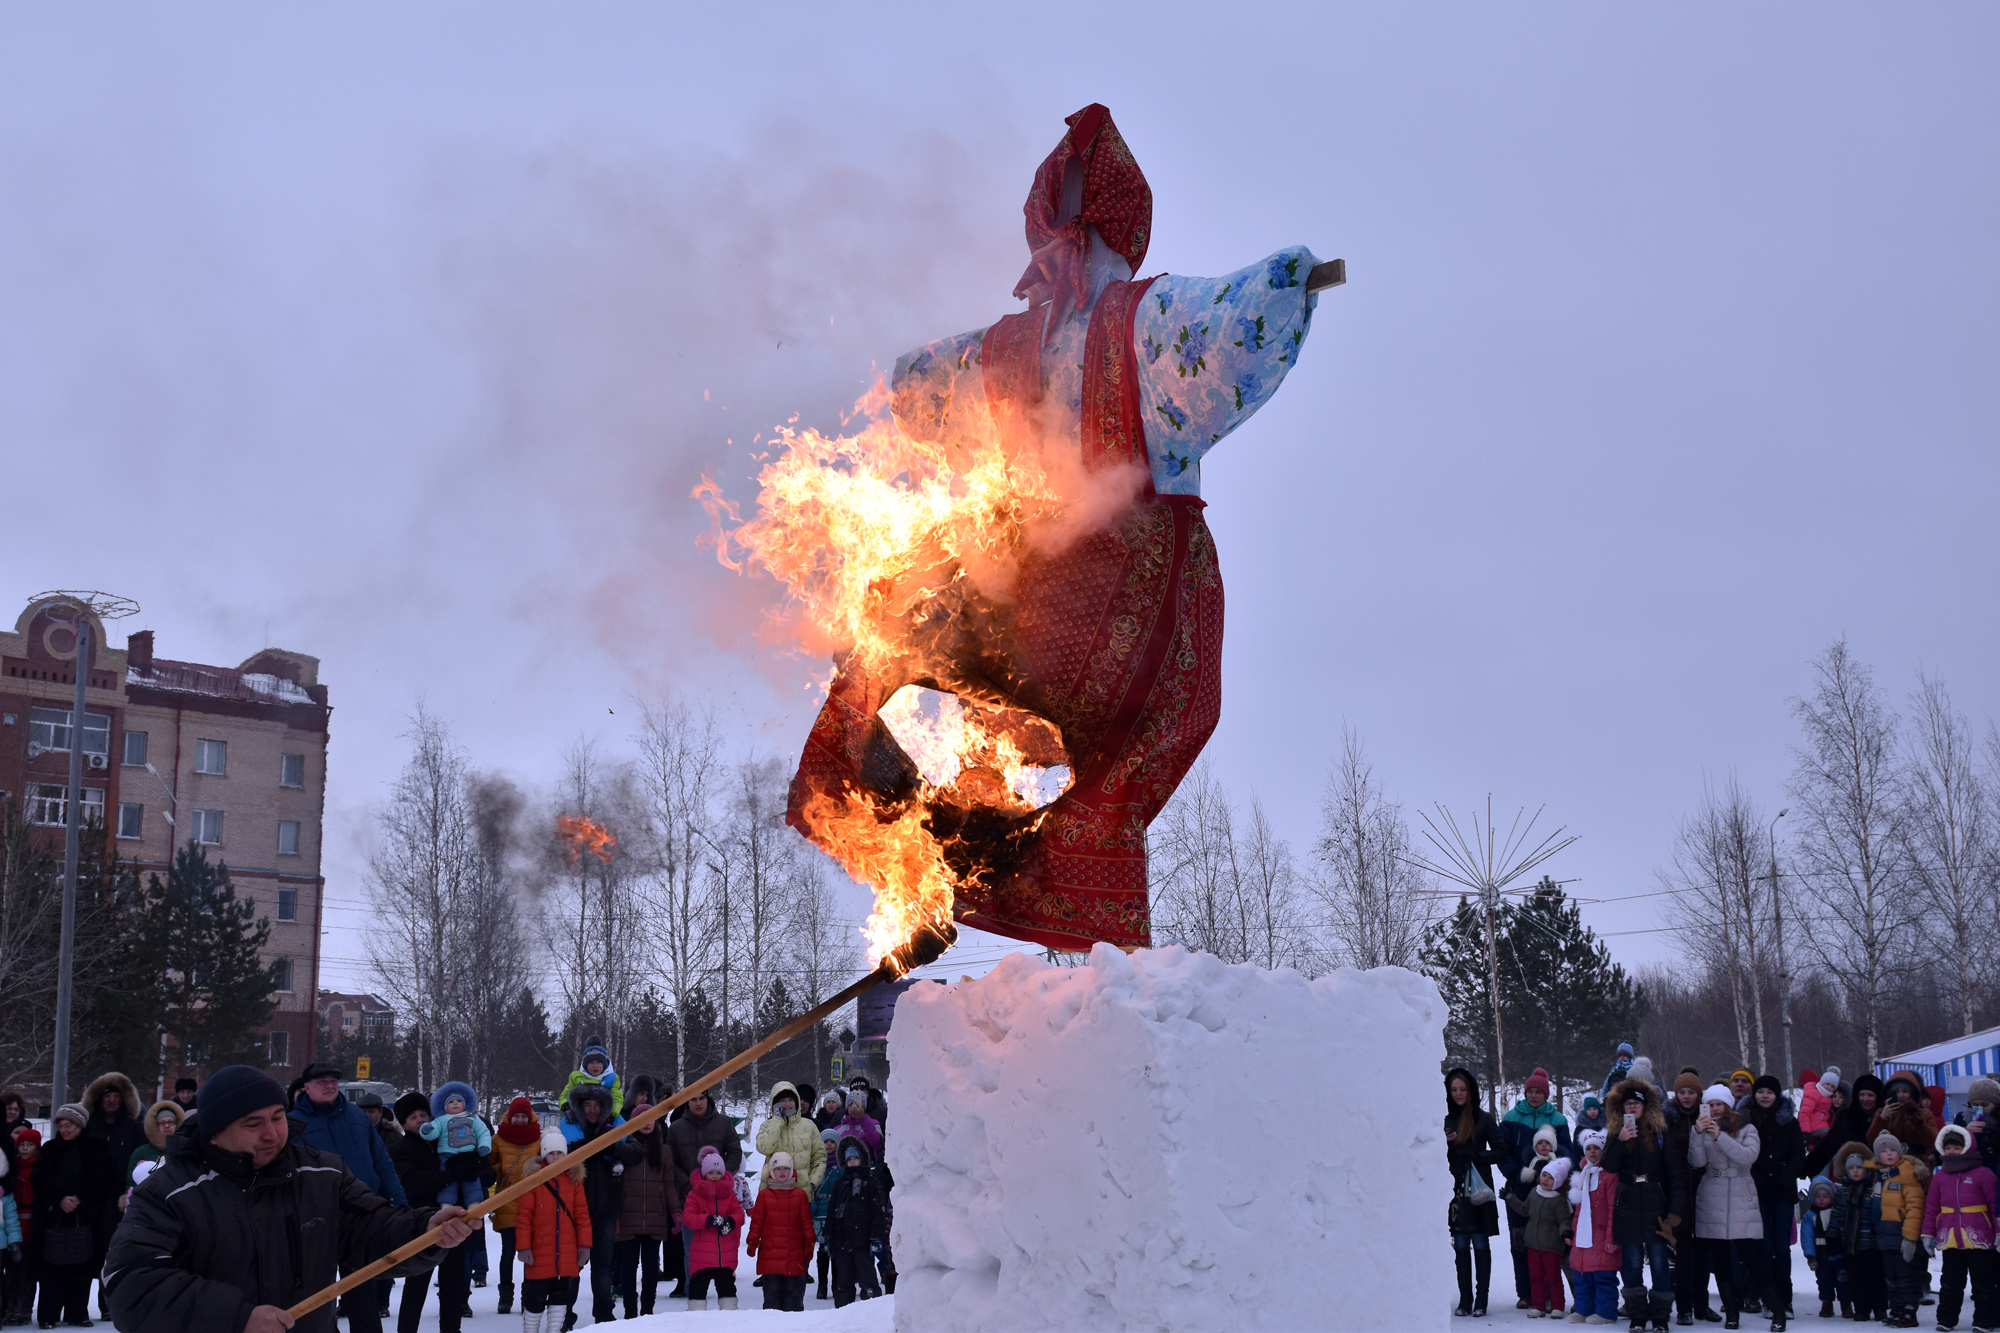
left=285, top=919, right=957, bottom=1320
left=1306, top=258, right=1347, bottom=294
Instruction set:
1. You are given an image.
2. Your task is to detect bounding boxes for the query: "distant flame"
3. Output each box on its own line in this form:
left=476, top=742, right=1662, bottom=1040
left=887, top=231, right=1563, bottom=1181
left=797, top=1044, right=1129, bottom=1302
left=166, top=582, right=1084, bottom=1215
left=557, top=814, right=617, bottom=866
left=698, top=381, right=1081, bottom=964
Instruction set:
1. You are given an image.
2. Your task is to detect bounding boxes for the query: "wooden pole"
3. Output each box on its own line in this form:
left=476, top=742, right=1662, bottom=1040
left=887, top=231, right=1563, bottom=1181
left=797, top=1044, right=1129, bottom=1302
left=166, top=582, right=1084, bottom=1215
left=286, top=920, right=956, bottom=1321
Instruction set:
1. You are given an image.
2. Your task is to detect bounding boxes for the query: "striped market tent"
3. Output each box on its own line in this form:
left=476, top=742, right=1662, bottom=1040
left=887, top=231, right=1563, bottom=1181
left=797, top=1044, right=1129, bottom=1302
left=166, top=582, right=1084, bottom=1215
left=1876, top=1023, right=2000, bottom=1121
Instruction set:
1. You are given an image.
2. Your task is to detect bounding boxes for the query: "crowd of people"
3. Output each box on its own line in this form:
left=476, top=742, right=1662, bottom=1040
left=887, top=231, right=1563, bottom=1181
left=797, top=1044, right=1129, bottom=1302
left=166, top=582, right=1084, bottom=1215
left=0, top=1039, right=896, bottom=1330
left=1446, top=1044, right=2000, bottom=1333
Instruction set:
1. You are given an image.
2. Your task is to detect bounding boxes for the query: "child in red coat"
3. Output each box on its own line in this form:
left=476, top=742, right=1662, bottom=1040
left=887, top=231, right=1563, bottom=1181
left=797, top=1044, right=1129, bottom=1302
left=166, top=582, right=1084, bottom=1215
left=682, top=1144, right=747, bottom=1311
left=749, top=1151, right=817, bottom=1311
left=513, top=1131, right=593, bottom=1333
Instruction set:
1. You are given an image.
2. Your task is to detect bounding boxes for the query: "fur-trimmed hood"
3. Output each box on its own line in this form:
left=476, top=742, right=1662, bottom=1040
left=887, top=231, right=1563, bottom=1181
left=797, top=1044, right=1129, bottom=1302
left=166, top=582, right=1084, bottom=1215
left=1831, top=1140, right=1874, bottom=1175
left=143, top=1100, right=185, bottom=1151
left=85, top=1070, right=142, bottom=1124
left=1607, top=1076, right=1667, bottom=1145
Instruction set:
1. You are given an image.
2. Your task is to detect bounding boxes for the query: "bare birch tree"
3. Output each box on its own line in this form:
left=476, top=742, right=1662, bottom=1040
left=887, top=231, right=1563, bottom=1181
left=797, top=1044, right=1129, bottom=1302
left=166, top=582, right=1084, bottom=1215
left=1664, top=772, right=1772, bottom=1071
left=460, top=775, right=534, bottom=1099
left=1310, top=726, right=1438, bottom=971
left=1790, top=638, right=1915, bottom=1063
left=1150, top=763, right=1310, bottom=967
left=717, top=756, right=798, bottom=1106
left=543, top=740, right=647, bottom=1073
left=634, top=699, right=723, bottom=1087
left=366, top=706, right=478, bottom=1090
left=1902, top=670, right=1996, bottom=1037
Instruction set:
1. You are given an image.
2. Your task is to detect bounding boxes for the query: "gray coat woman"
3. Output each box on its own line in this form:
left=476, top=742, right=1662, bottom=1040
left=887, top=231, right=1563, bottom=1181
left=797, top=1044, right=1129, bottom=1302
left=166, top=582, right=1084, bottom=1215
left=1684, top=1086, right=1781, bottom=1321
left=1687, top=1110, right=1763, bottom=1239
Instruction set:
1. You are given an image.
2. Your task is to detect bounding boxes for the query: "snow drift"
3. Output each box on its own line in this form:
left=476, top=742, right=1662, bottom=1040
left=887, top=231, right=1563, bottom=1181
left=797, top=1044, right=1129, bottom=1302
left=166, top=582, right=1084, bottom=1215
left=886, top=944, right=1452, bottom=1332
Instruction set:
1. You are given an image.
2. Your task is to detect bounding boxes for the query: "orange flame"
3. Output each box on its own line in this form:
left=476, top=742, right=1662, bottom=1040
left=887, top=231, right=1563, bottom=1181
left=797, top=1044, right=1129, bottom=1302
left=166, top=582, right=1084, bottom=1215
left=557, top=814, right=617, bottom=866
left=698, top=381, right=1082, bottom=962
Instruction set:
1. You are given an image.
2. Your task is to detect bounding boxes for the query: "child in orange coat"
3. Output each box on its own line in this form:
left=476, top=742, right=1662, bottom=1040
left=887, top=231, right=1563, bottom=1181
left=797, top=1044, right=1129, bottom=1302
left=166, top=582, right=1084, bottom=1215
left=749, top=1151, right=818, bottom=1311
left=514, top=1130, right=593, bottom=1333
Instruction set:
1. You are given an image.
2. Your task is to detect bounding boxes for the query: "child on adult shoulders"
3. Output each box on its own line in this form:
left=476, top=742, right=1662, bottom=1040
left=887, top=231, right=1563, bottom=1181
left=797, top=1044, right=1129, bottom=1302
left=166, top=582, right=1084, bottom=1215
left=560, top=1035, right=626, bottom=1117
left=417, top=1081, right=492, bottom=1208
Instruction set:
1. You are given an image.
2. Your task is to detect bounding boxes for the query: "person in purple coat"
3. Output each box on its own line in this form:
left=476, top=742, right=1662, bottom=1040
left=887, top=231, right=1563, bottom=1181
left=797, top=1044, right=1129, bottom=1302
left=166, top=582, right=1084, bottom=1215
left=835, top=1093, right=882, bottom=1161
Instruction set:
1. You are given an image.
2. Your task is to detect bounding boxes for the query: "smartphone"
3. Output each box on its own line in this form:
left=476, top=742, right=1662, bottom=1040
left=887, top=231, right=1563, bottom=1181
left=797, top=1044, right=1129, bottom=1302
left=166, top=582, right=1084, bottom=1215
left=1624, top=1111, right=1637, bottom=1129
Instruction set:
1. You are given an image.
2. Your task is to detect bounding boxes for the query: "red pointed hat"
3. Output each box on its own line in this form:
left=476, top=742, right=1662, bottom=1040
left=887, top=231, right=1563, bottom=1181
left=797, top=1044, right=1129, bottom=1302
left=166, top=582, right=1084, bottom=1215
left=1013, top=104, right=1152, bottom=313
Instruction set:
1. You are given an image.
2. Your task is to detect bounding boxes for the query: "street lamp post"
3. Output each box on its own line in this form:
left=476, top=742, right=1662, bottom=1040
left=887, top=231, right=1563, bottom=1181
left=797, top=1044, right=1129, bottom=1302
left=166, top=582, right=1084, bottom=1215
left=1769, top=808, right=1791, bottom=1087
left=51, top=618, right=91, bottom=1110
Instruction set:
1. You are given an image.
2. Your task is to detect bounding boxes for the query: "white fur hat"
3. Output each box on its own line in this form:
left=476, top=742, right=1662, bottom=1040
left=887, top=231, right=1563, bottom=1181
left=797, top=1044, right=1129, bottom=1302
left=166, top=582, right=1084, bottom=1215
left=1578, top=1128, right=1606, bottom=1151
left=1703, top=1084, right=1734, bottom=1108
left=540, top=1129, right=568, bottom=1159
left=1541, top=1157, right=1572, bottom=1189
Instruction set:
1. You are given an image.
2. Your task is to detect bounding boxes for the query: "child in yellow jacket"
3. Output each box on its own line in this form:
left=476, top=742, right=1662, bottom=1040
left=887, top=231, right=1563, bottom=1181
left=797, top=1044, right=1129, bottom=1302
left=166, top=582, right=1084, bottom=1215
left=1872, top=1131, right=1929, bottom=1327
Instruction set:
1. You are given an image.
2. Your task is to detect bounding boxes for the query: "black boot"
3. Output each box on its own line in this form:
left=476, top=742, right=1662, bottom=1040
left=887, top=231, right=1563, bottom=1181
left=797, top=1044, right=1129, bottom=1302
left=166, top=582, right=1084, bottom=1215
left=498, top=1285, right=513, bottom=1316
left=1454, top=1249, right=1474, bottom=1317
left=1473, top=1248, right=1491, bottom=1318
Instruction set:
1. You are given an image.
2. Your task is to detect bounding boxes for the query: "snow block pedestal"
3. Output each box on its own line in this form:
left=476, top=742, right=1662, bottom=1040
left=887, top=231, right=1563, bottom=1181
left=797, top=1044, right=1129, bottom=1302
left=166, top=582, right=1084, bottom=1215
left=886, top=945, right=1452, bottom=1332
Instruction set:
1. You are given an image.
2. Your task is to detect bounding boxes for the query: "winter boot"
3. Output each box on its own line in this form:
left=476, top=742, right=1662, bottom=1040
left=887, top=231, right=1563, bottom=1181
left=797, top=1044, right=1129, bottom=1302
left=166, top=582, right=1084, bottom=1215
left=1837, top=1301, right=1852, bottom=1319
left=1651, top=1289, right=1673, bottom=1331
left=1624, top=1287, right=1648, bottom=1330
left=1455, top=1249, right=1475, bottom=1317
left=817, top=1250, right=831, bottom=1303
left=560, top=1311, right=578, bottom=1332
left=687, top=1295, right=709, bottom=1312
left=719, top=1296, right=739, bottom=1310
left=1473, top=1248, right=1492, bottom=1317
left=521, top=1310, right=546, bottom=1333
left=498, top=1285, right=514, bottom=1316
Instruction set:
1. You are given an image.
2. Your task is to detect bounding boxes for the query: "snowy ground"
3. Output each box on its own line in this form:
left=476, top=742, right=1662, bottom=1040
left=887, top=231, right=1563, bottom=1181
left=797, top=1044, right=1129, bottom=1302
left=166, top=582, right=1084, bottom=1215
left=1447, top=1242, right=1917, bottom=1327
left=81, top=1219, right=896, bottom=1331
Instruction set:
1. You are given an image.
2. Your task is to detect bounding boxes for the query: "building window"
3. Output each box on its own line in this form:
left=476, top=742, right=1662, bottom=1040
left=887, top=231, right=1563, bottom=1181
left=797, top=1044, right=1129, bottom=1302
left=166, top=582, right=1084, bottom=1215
left=277, top=820, right=300, bottom=857
left=342, top=1014, right=357, bottom=1029
left=117, top=802, right=144, bottom=840
left=268, top=1030, right=291, bottom=1067
left=272, top=957, right=293, bottom=993
left=28, top=707, right=110, bottom=759
left=277, top=887, right=298, bottom=922
left=280, top=753, right=305, bottom=788
left=192, top=809, right=223, bottom=845
left=29, top=784, right=105, bottom=828
left=122, top=730, right=148, bottom=767
left=194, top=739, right=227, bottom=775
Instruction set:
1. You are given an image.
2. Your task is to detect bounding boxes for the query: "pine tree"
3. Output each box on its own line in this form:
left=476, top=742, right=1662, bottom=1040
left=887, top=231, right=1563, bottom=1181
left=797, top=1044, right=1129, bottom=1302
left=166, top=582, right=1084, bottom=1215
left=1425, top=897, right=1500, bottom=1095
left=488, top=985, right=563, bottom=1098
left=1497, top=879, right=1645, bottom=1105
left=152, top=843, right=276, bottom=1069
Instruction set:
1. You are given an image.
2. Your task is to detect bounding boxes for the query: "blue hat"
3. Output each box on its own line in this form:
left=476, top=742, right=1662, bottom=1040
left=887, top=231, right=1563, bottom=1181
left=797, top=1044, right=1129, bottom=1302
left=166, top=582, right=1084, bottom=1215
left=197, top=1065, right=289, bottom=1137
left=430, top=1082, right=478, bottom=1119
left=1616, top=1041, right=1634, bottom=1058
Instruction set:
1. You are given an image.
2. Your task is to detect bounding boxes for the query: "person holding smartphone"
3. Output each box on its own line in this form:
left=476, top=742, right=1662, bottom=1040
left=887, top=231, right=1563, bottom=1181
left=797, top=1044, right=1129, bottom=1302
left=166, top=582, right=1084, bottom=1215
left=1953, top=1078, right=1999, bottom=1173
left=1602, top=1075, right=1686, bottom=1332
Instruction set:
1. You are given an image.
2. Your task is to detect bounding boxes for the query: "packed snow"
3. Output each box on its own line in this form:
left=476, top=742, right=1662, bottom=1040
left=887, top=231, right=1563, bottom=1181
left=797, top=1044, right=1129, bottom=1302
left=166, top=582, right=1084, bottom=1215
left=884, top=944, right=1453, bottom=1331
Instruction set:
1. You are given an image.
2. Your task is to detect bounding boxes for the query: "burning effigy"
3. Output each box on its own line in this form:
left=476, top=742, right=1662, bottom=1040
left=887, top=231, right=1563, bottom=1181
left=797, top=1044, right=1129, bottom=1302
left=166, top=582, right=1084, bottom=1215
left=703, top=104, right=1333, bottom=960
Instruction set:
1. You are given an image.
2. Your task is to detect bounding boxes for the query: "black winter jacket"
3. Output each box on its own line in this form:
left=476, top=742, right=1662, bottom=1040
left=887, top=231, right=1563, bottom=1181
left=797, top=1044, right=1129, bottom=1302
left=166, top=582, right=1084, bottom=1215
left=103, top=1126, right=447, bottom=1333
left=563, top=1083, right=638, bottom=1226
left=31, top=1132, right=113, bottom=1253
left=1748, top=1106, right=1805, bottom=1202
left=824, top=1137, right=888, bottom=1257
left=666, top=1102, right=742, bottom=1200
left=1600, top=1078, right=1686, bottom=1247
left=387, top=1126, right=449, bottom=1205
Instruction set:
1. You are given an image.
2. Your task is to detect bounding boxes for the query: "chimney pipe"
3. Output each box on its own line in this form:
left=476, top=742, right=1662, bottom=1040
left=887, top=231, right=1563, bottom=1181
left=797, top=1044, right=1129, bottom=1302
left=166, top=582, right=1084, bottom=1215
left=127, top=629, right=153, bottom=675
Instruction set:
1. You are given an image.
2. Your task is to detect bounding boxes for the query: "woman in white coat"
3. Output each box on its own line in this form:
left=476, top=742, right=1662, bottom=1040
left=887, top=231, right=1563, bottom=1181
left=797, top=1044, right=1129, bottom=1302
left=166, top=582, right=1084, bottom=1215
left=1686, top=1085, right=1782, bottom=1331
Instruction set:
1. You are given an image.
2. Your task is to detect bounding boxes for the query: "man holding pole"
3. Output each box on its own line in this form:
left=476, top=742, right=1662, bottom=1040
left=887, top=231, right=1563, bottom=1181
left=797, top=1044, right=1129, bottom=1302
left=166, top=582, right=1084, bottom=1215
left=101, top=1065, right=475, bottom=1333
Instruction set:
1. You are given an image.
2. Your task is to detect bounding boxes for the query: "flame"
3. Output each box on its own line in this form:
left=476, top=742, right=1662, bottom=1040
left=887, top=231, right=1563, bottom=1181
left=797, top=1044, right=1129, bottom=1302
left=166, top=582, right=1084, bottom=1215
left=698, top=380, right=1084, bottom=964
left=557, top=814, right=617, bottom=866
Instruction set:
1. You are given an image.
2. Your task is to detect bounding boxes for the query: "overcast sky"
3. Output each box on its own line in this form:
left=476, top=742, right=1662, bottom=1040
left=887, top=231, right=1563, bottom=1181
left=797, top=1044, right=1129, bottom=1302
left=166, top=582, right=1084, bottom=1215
left=4, top=4, right=1995, bottom=995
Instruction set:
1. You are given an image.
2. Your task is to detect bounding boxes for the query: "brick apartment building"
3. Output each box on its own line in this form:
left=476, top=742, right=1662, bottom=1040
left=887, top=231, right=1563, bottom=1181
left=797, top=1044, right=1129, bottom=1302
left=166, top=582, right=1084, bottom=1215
left=0, top=594, right=331, bottom=1083
left=319, top=991, right=396, bottom=1046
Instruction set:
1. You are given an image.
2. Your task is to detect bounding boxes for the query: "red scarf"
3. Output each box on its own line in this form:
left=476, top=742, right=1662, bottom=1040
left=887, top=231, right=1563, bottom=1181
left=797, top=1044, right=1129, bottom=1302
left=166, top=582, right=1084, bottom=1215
left=497, top=1097, right=541, bottom=1145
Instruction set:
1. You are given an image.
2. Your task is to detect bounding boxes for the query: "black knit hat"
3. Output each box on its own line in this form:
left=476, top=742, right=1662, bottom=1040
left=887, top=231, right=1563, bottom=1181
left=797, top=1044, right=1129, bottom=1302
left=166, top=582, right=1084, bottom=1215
left=1752, top=1074, right=1783, bottom=1096
left=196, top=1065, right=289, bottom=1137
left=174, top=1077, right=198, bottom=1094
left=393, top=1091, right=430, bottom=1125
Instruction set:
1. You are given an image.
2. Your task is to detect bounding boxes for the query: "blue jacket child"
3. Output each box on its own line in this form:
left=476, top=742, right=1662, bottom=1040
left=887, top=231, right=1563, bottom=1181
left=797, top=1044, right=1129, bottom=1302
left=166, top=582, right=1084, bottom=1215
left=418, top=1081, right=492, bottom=1207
